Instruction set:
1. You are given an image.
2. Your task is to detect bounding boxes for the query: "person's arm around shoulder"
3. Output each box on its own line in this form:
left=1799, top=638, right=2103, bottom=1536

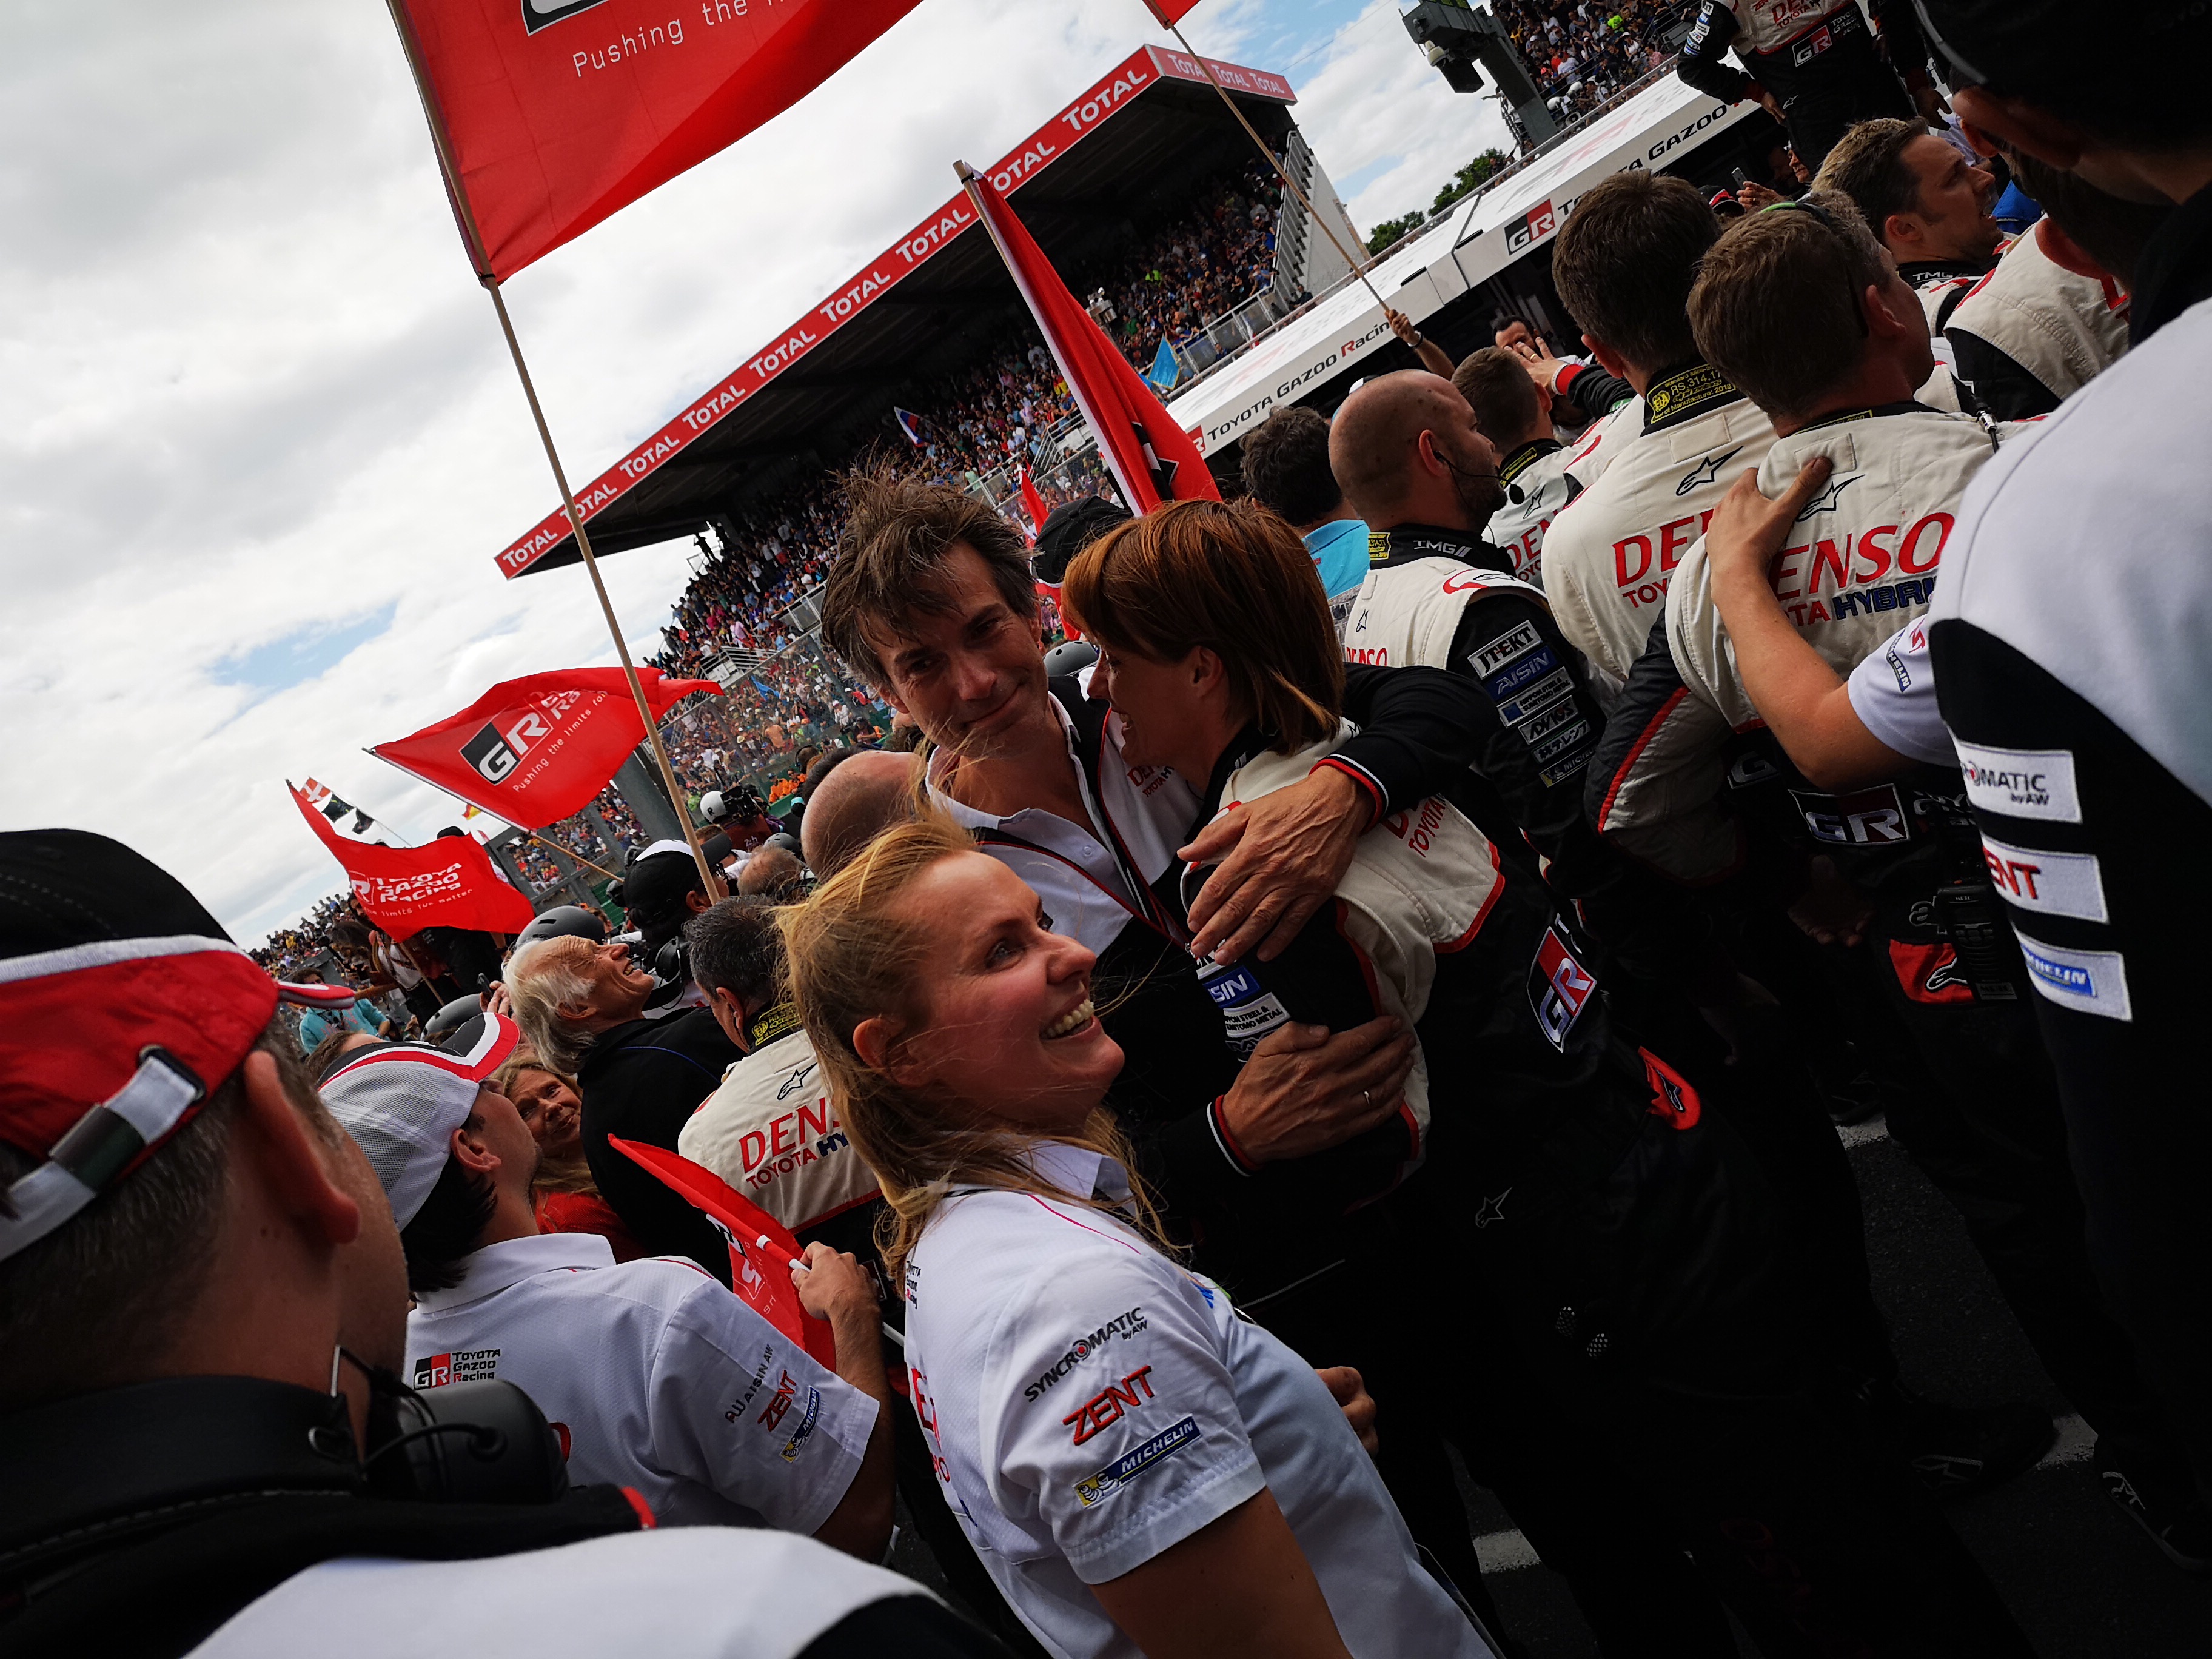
left=1703, top=458, right=1913, bottom=791
left=1179, top=665, right=1493, bottom=965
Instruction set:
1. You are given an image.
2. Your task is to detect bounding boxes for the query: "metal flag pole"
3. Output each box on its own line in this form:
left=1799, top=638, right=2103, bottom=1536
left=382, top=0, right=723, bottom=902
left=1163, top=23, right=1392, bottom=311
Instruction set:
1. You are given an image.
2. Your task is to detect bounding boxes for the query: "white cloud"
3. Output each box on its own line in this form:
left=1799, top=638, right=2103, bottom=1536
left=1, top=0, right=1492, bottom=945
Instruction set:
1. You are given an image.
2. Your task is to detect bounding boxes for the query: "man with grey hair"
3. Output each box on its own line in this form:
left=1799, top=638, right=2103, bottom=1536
left=503, top=933, right=736, bottom=1279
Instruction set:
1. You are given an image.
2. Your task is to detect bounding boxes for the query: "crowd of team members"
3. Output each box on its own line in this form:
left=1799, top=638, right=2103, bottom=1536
left=9, top=3, right=2212, bottom=1655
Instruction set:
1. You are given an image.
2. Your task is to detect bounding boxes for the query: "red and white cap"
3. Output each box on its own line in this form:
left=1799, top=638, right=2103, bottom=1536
left=0, top=831, right=361, bottom=1264
left=319, top=1014, right=520, bottom=1227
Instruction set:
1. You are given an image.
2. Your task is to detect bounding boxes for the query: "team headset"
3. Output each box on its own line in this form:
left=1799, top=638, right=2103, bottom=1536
left=342, top=1349, right=571, bottom=1503
left=1438, top=448, right=1526, bottom=504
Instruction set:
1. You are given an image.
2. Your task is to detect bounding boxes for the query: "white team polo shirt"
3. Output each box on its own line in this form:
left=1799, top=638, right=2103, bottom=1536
left=930, top=695, right=1196, bottom=957
left=902, top=1143, right=1493, bottom=1659
left=1845, top=615, right=1958, bottom=768
left=405, top=1233, right=874, bottom=1534
left=186, top=1529, right=934, bottom=1659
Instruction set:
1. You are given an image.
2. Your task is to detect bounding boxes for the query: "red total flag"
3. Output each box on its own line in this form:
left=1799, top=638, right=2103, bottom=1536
left=1139, top=0, right=1206, bottom=24
left=371, top=668, right=719, bottom=829
left=391, top=0, right=926, bottom=281
left=290, top=785, right=536, bottom=936
left=611, top=1138, right=837, bottom=1370
left=957, top=165, right=1218, bottom=515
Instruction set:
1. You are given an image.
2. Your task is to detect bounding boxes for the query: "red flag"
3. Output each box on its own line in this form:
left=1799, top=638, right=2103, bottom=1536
left=391, top=0, right=926, bottom=281
left=958, top=166, right=1219, bottom=515
left=371, top=668, right=719, bottom=829
left=1019, top=466, right=1049, bottom=545
left=289, top=785, right=536, bottom=935
left=610, top=1138, right=837, bottom=1370
left=1139, top=0, right=1205, bottom=24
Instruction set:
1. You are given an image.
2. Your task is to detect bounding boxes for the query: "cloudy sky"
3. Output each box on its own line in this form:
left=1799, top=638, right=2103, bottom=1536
left=0, top=0, right=1507, bottom=945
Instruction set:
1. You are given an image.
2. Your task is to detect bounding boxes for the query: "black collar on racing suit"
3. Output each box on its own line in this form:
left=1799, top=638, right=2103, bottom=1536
left=1638, top=358, right=1749, bottom=433
left=1497, top=437, right=1563, bottom=488
left=1792, top=398, right=1942, bottom=432
left=2130, top=174, right=2212, bottom=345
left=1896, top=255, right=1997, bottom=288
left=1366, top=520, right=1515, bottom=572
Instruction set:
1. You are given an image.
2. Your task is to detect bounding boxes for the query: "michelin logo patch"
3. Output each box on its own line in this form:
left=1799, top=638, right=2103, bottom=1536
left=1954, top=743, right=2081, bottom=823
left=1073, top=1416, right=1202, bottom=1508
left=2015, top=933, right=2131, bottom=1022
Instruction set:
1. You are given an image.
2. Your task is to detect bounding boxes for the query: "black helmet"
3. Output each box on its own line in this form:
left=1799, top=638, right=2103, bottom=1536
left=763, top=831, right=802, bottom=857
left=1044, top=638, right=1099, bottom=679
left=423, top=994, right=484, bottom=1044
left=515, top=904, right=607, bottom=948
left=1033, top=496, right=1132, bottom=583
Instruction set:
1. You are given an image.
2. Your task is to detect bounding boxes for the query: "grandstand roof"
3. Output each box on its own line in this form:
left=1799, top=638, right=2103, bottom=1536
left=1165, top=70, right=1760, bottom=457
left=499, top=45, right=1298, bottom=580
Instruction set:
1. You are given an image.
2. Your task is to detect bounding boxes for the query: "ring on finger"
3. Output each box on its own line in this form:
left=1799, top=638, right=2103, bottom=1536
left=1361, top=1088, right=1370, bottom=1108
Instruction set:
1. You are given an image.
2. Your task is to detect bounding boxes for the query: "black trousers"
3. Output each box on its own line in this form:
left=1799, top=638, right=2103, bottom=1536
left=1846, top=891, right=2194, bottom=1501
left=1253, top=1216, right=1737, bottom=1659
left=1438, top=1109, right=2038, bottom=1658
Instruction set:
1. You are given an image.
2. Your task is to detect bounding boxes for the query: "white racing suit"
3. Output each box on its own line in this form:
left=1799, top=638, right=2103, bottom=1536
left=1946, top=221, right=2131, bottom=420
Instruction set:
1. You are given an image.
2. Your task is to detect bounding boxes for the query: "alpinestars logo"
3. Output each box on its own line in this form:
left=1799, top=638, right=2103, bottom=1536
left=1675, top=446, right=1744, bottom=496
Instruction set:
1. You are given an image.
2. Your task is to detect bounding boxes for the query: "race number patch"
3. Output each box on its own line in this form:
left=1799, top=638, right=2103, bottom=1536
left=1527, top=923, right=1597, bottom=1050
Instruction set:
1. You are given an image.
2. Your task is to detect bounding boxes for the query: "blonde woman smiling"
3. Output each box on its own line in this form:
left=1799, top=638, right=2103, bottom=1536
left=782, top=819, right=1493, bottom=1659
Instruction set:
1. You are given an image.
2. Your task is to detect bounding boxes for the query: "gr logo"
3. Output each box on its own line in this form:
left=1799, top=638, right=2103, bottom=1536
left=522, top=0, right=612, bottom=34
left=461, top=710, right=553, bottom=783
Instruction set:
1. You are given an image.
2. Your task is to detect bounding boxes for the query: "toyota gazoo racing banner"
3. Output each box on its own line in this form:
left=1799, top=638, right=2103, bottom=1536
left=289, top=785, right=536, bottom=936
left=370, top=667, right=720, bottom=827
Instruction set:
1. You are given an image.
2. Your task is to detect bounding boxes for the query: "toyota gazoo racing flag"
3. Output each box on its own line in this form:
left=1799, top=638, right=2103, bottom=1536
left=371, top=668, right=719, bottom=828
left=611, top=1137, right=837, bottom=1370
left=392, top=0, right=927, bottom=280
left=959, top=165, right=1218, bottom=515
left=290, top=785, right=536, bottom=936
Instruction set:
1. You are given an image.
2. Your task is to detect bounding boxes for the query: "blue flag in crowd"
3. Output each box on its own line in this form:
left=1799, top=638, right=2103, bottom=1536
left=893, top=407, right=925, bottom=445
left=1145, top=341, right=1181, bottom=392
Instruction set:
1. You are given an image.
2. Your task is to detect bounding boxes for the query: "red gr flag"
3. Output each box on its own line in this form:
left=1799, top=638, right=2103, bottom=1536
left=290, top=786, right=536, bottom=936
left=611, top=1138, right=837, bottom=1370
left=391, top=0, right=927, bottom=281
left=1019, top=465, right=1049, bottom=545
left=959, top=166, right=1219, bottom=515
left=371, top=668, right=719, bottom=829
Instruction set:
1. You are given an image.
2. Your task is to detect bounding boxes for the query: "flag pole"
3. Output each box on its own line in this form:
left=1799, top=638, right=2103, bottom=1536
left=383, top=0, right=723, bottom=903
left=1162, top=25, right=1390, bottom=311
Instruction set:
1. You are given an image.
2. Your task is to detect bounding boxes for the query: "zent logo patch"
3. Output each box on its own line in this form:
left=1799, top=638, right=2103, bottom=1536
left=1979, top=837, right=2107, bottom=923
left=1074, top=1416, right=1202, bottom=1508
left=1063, top=1366, right=1156, bottom=1446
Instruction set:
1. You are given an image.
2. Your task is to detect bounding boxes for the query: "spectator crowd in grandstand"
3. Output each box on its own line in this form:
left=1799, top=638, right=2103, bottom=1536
left=1492, top=0, right=1679, bottom=120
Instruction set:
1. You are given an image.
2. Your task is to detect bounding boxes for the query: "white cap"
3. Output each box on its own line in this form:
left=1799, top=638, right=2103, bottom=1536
left=320, top=1012, right=520, bottom=1228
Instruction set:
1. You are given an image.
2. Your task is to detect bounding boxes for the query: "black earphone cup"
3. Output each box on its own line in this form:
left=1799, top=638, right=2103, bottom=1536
left=365, top=1378, right=569, bottom=1504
